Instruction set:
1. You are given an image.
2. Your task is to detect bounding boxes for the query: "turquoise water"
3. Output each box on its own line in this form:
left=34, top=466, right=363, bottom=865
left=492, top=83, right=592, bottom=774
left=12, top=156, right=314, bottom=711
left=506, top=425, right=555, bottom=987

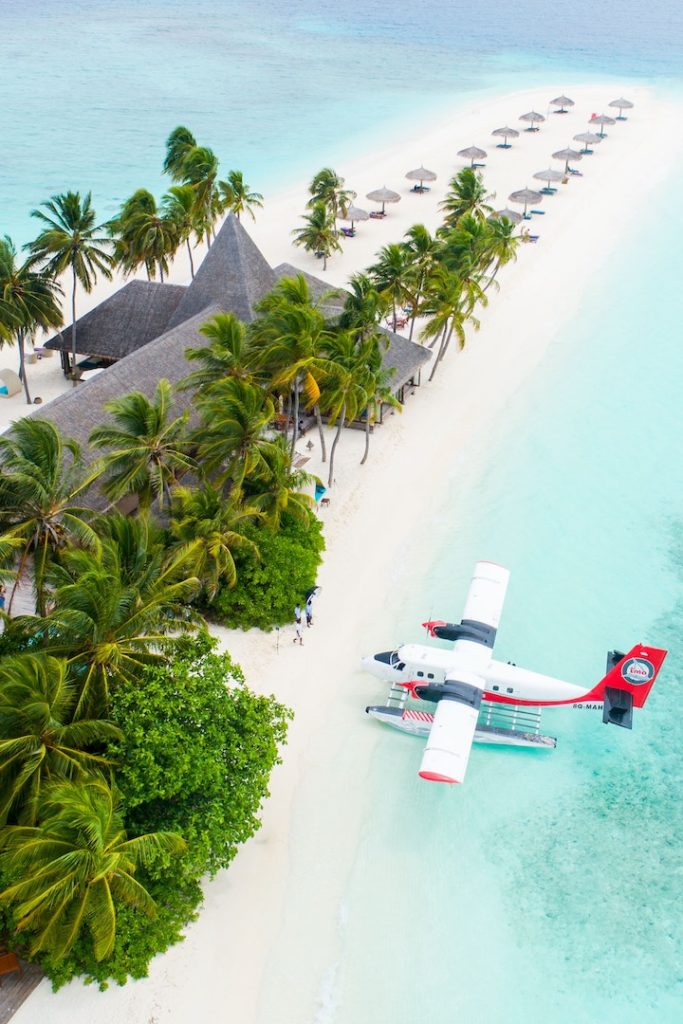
left=325, top=167, right=683, bottom=1023
left=2, top=0, right=682, bottom=248
left=3, top=3, right=683, bottom=1022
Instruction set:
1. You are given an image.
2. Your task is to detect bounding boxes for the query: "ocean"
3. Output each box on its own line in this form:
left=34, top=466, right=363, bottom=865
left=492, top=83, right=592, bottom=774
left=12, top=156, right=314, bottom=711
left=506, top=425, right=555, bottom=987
left=2, top=3, right=682, bottom=1022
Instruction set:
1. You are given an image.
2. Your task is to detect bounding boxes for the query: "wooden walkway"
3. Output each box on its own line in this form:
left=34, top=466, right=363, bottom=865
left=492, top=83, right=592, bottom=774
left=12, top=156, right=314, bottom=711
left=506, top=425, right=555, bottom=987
left=0, top=960, right=43, bottom=1024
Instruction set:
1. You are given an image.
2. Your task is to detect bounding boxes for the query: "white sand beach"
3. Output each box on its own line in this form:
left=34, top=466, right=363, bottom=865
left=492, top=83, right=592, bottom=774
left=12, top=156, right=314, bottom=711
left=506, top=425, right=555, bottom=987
left=10, top=82, right=683, bottom=1022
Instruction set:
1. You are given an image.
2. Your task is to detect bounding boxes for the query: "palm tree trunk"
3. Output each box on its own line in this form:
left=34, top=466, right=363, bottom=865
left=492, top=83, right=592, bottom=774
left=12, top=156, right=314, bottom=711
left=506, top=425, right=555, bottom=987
left=17, top=330, right=32, bottom=404
left=314, top=404, right=327, bottom=462
left=323, top=252, right=328, bottom=271
left=360, top=412, right=371, bottom=465
left=8, top=544, right=32, bottom=614
left=290, top=379, right=300, bottom=458
left=427, top=323, right=447, bottom=351
left=71, top=265, right=78, bottom=385
left=159, top=263, right=165, bottom=283
left=429, top=324, right=453, bottom=382
left=327, top=402, right=346, bottom=488
left=186, top=238, right=195, bottom=278
left=483, top=259, right=501, bottom=293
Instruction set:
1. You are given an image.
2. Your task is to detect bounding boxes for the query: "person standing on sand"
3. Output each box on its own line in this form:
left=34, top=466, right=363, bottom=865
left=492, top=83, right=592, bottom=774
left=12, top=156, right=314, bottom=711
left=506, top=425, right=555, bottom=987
left=293, top=605, right=304, bottom=645
left=305, top=594, right=314, bottom=627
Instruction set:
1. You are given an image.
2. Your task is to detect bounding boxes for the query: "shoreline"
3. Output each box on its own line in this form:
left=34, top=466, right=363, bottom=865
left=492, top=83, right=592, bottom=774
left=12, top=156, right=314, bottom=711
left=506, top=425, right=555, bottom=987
left=10, top=81, right=683, bottom=1023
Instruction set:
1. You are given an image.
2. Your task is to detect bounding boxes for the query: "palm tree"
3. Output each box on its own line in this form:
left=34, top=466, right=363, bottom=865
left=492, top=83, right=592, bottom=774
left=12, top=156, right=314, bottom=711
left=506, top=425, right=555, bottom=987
left=32, top=513, right=200, bottom=716
left=122, top=201, right=179, bottom=283
left=368, top=243, right=413, bottom=331
left=244, top=436, right=315, bottom=529
left=0, top=653, right=121, bottom=825
left=194, top=378, right=277, bottom=486
left=182, top=312, right=261, bottom=391
left=320, top=332, right=373, bottom=487
left=163, top=184, right=203, bottom=278
left=420, top=266, right=484, bottom=381
left=89, top=379, right=196, bottom=510
left=0, top=777, right=185, bottom=961
left=218, top=170, right=263, bottom=221
left=292, top=202, right=341, bottom=271
left=179, top=145, right=221, bottom=246
left=0, top=419, right=101, bottom=616
left=169, top=484, right=260, bottom=599
left=360, top=362, right=401, bottom=466
left=307, top=168, right=356, bottom=222
left=482, top=216, right=520, bottom=291
left=163, top=125, right=197, bottom=179
left=27, top=192, right=113, bottom=382
left=439, top=168, right=494, bottom=226
left=403, top=225, right=441, bottom=341
left=108, top=189, right=157, bottom=277
left=338, top=272, right=389, bottom=340
left=0, top=237, right=64, bottom=404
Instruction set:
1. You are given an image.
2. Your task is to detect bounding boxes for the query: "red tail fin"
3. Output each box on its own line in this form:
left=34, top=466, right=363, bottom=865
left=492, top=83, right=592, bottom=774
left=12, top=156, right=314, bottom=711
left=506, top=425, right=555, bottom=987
left=586, top=645, right=667, bottom=708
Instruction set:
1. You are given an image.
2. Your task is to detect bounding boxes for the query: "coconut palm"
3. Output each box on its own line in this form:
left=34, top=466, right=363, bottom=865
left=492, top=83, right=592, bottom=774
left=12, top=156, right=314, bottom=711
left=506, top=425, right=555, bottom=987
left=307, top=167, right=356, bottom=222
left=439, top=168, right=494, bottom=226
left=0, top=777, right=185, bottom=960
left=218, top=170, right=263, bottom=222
left=170, top=484, right=260, bottom=598
left=292, top=202, right=341, bottom=271
left=244, top=436, right=315, bottom=529
left=0, top=653, right=121, bottom=825
left=194, top=379, right=277, bottom=486
left=27, top=192, right=113, bottom=382
left=360, top=362, right=401, bottom=466
left=121, top=199, right=179, bottom=283
left=368, top=243, right=414, bottom=331
left=107, top=189, right=158, bottom=277
left=163, top=184, right=203, bottom=278
left=163, top=125, right=197, bottom=178
left=320, top=332, right=373, bottom=487
left=420, top=266, right=483, bottom=381
left=338, top=272, right=389, bottom=340
left=0, top=236, right=64, bottom=404
left=89, top=379, right=196, bottom=510
left=30, top=513, right=200, bottom=716
left=180, top=145, right=221, bottom=246
left=402, top=225, right=441, bottom=340
left=0, top=419, right=101, bottom=616
left=182, top=312, right=261, bottom=392
left=482, top=216, right=520, bottom=292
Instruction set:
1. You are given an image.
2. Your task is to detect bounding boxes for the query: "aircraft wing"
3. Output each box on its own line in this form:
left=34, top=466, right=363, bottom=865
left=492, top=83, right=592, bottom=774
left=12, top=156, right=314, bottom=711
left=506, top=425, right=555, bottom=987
left=418, top=678, right=483, bottom=784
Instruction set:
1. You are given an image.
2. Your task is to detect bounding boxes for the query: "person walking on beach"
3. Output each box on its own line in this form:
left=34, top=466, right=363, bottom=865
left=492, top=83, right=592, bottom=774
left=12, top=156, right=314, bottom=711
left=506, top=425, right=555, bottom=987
left=293, top=604, right=304, bottom=645
left=305, top=594, right=314, bottom=628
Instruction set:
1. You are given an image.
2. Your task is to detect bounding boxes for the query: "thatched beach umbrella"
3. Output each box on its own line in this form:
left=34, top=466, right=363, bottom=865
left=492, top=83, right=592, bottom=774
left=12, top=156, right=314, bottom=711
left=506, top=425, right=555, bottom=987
left=489, top=207, right=523, bottom=225
left=573, top=131, right=602, bottom=154
left=532, top=168, right=565, bottom=194
left=589, top=113, right=616, bottom=138
left=609, top=97, right=634, bottom=121
left=552, top=147, right=583, bottom=172
left=366, top=186, right=401, bottom=215
left=457, top=146, right=487, bottom=167
left=405, top=166, right=437, bottom=191
left=509, top=187, right=543, bottom=217
left=550, top=95, right=574, bottom=113
left=519, top=111, right=545, bottom=132
left=492, top=126, right=520, bottom=149
left=342, top=205, right=369, bottom=229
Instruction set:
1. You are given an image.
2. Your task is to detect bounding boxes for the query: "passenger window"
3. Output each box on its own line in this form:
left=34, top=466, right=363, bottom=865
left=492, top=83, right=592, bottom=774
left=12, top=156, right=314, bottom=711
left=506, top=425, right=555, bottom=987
left=492, top=685, right=499, bottom=691
left=506, top=687, right=513, bottom=694
left=427, top=673, right=434, bottom=679
left=417, top=671, right=424, bottom=678
left=396, top=662, right=405, bottom=671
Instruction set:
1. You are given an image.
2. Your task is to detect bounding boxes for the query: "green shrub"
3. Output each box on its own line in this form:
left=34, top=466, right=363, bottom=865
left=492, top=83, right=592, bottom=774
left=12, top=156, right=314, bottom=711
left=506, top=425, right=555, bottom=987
left=207, top=511, right=324, bottom=630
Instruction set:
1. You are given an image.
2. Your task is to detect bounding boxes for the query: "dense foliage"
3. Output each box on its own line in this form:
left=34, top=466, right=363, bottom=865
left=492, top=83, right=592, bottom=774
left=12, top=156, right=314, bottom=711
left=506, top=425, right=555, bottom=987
left=209, top=512, right=325, bottom=630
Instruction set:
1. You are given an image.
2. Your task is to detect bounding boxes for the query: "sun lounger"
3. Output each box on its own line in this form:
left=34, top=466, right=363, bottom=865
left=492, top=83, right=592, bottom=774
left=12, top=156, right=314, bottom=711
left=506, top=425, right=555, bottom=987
left=340, top=227, right=355, bottom=238
left=530, top=209, right=545, bottom=215
left=472, top=161, right=486, bottom=168
left=410, top=185, right=430, bottom=193
left=369, top=210, right=385, bottom=219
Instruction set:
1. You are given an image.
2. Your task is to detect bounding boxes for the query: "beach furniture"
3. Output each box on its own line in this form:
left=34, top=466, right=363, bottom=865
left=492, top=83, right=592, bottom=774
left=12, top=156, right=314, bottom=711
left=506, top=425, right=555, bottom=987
left=552, top=147, right=583, bottom=174
left=342, top=205, right=369, bottom=231
left=550, top=94, right=574, bottom=114
left=589, top=113, right=616, bottom=138
left=405, top=166, right=437, bottom=192
left=532, top=168, right=564, bottom=194
left=508, top=187, right=543, bottom=218
left=340, top=226, right=355, bottom=238
left=489, top=207, right=523, bottom=225
left=366, top=186, right=401, bottom=216
left=0, top=368, right=22, bottom=397
left=573, top=131, right=602, bottom=154
left=457, top=146, right=487, bottom=168
left=0, top=950, right=22, bottom=982
left=492, top=126, right=520, bottom=148
left=369, top=210, right=385, bottom=220
left=519, top=111, right=545, bottom=132
left=609, top=97, right=634, bottom=120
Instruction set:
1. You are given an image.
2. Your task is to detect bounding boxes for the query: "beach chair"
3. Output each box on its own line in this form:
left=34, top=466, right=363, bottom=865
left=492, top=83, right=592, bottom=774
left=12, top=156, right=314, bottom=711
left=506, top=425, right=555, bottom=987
left=340, top=226, right=355, bottom=238
left=369, top=210, right=385, bottom=219
left=530, top=209, right=545, bottom=216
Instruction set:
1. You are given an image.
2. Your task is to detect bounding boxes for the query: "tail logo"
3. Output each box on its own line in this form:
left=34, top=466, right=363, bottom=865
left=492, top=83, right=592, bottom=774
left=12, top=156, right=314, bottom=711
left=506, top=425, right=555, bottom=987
left=621, top=657, right=655, bottom=685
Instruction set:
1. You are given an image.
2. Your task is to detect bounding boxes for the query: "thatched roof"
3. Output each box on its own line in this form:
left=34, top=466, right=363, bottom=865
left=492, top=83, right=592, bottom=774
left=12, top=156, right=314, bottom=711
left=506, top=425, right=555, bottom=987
left=44, top=280, right=186, bottom=359
left=166, top=214, right=277, bottom=328
left=379, top=328, right=431, bottom=389
left=38, top=306, right=218, bottom=497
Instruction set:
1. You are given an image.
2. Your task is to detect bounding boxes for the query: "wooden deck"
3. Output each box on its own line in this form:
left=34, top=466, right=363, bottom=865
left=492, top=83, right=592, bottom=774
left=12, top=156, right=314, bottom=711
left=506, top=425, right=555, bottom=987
left=0, top=959, right=44, bottom=1024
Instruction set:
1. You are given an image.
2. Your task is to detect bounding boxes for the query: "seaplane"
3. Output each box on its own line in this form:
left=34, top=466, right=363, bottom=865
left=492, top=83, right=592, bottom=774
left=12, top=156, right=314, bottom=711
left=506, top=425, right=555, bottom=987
left=362, top=561, right=667, bottom=785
